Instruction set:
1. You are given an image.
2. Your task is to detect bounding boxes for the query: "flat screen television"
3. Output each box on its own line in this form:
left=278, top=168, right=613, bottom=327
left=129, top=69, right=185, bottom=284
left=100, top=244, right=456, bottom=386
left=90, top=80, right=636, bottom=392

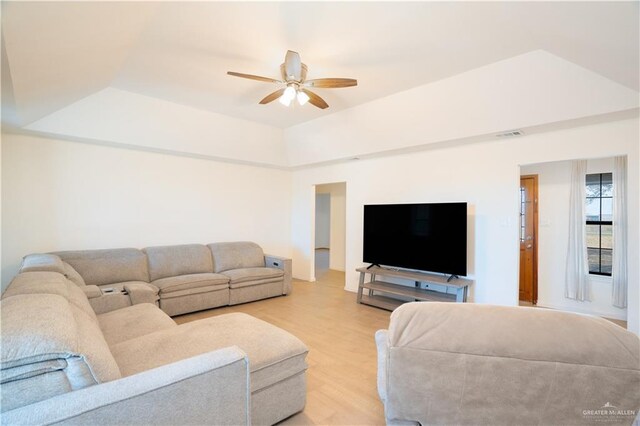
left=363, top=202, right=467, bottom=276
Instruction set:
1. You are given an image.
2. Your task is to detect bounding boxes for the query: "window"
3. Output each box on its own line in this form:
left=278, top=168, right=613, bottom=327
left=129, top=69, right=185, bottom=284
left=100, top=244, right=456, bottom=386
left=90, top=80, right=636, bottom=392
left=585, top=173, right=613, bottom=276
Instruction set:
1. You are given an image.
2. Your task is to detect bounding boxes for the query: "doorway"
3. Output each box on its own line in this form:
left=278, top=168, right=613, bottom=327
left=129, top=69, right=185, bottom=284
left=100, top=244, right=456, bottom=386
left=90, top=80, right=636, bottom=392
left=314, top=183, right=346, bottom=282
left=519, top=175, right=538, bottom=304
left=315, top=193, right=331, bottom=272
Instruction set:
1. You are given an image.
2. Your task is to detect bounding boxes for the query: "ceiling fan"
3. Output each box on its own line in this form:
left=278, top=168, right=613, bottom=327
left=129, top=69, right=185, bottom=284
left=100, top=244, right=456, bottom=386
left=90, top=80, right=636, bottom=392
left=227, top=50, right=357, bottom=109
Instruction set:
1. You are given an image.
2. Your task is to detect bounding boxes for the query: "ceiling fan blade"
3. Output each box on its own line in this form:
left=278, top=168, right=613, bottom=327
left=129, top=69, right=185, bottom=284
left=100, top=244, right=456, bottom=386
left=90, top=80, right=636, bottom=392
left=284, top=50, right=302, bottom=81
left=301, top=89, right=329, bottom=109
left=259, top=89, right=286, bottom=105
left=304, top=78, right=358, bottom=88
left=227, top=71, right=281, bottom=84
left=280, top=64, right=287, bottom=81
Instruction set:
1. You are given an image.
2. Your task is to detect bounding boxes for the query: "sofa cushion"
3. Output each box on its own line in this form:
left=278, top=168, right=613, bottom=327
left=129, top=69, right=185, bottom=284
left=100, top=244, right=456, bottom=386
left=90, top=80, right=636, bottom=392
left=0, top=294, right=121, bottom=411
left=1, top=364, right=76, bottom=412
left=159, top=285, right=228, bottom=299
left=388, top=302, right=640, bottom=370
left=2, top=271, right=64, bottom=299
left=208, top=242, right=265, bottom=273
left=152, top=273, right=229, bottom=295
left=111, top=313, right=308, bottom=393
left=63, top=261, right=86, bottom=287
left=229, top=278, right=284, bottom=291
left=223, top=267, right=284, bottom=287
left=2, top=272, right=97, bottom=322
left=98, top=303, right=177, bottom=346
left=1, top=294, right=78, bottom=369
left=55, top=248, right=149, bottom=286
left=69, top=304, right=122, bottom=383
left=20, top=253, right=66, bottom=275
left=159, top=288, right=230, bottom=317
left=144, top=244, right=213, bottom=281
left=1, top=359, right=67, bottom=383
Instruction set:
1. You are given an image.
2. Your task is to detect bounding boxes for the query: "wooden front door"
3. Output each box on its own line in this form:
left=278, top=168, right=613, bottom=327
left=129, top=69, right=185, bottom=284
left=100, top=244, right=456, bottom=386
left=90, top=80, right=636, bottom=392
left=519, top=175, right=538, bottom=304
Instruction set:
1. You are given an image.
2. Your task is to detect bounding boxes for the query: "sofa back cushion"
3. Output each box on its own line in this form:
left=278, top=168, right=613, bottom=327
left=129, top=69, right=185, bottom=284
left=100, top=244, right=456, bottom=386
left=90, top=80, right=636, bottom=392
left=3, top=272, right=97, bottom=322
left=54, top=248, right=149, bottom=286
left=144, top=244, right=213, bottom=281
left=388, top=302, right=640, bottom=370
left=63, top=261, right=86, bottom=287
left=19, top=255, right=87, bottom=287
left=0, top=294, right=121, bottom=411
left=208, top=242, right=265, bottom=273
left=20, top=253, right=66, bottom=275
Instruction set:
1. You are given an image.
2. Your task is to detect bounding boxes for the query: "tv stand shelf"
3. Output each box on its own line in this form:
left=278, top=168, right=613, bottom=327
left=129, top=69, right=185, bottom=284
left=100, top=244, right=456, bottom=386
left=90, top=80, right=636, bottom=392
left=356, top=266, right=472, bottom=311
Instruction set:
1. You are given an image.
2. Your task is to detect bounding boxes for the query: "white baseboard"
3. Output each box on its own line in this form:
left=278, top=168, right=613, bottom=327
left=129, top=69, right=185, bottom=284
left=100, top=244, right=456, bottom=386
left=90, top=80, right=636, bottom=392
left=536, top=300, right=627, bottom=321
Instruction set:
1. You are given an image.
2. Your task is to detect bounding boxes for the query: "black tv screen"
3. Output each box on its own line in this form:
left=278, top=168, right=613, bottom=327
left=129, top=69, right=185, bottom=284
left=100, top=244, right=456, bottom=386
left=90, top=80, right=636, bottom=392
left=363, top=203, right=467, bottom=276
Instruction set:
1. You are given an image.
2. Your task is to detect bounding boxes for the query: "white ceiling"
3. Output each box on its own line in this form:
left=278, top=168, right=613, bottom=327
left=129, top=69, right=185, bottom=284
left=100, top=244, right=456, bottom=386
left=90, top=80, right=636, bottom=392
left=2, top=1, right=638, bottom=129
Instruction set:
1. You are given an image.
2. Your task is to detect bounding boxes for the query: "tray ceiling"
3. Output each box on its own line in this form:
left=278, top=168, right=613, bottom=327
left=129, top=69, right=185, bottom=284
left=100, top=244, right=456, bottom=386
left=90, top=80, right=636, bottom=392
left=2, top=1, right=638, bottom=129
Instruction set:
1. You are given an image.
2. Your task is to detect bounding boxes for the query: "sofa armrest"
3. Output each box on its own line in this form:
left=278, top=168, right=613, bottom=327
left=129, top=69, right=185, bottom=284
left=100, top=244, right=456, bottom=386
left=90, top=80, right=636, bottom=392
left=1, top=347, right=250, bottom=426
left=375, top=329, right=389, bottom=403
left=124, top=282, right=159, bottom=306
left=265, top=254, right=292, bottom=295
left=20, top=253, right=65, bottom=275
left=82, top=285, right=103, bottom=299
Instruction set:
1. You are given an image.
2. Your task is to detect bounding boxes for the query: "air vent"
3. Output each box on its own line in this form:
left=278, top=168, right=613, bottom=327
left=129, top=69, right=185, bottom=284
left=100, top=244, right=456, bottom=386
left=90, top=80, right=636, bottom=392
left=496, top=130, right=524, bottom=138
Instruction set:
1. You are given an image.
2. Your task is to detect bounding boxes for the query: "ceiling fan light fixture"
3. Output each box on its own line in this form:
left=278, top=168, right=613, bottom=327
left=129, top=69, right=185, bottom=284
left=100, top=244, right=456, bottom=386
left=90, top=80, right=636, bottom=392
left=228, top=50, right=357, bottom=110
left=296, top=90, right=310, bottom=106
left=279, top=86, right=296, bottom=106
left=279, top=94, right=293, bottom=107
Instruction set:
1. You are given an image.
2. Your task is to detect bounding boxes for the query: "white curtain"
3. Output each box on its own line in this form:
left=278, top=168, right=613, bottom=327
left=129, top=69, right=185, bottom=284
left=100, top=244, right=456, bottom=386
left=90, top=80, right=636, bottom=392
left=565, top=159, right=590, bottom=301
left=612, top=156, right=627, bottom=308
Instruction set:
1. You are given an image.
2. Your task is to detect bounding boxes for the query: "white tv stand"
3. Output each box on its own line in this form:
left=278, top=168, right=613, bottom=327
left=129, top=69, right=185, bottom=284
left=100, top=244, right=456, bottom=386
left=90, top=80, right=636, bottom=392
left=356, top=266, right=473, bottom=311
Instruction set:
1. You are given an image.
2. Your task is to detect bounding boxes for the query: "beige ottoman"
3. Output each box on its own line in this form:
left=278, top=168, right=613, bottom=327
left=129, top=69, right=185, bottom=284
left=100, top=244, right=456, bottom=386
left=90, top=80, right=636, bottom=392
left=111, top=312, right=309, bottom=425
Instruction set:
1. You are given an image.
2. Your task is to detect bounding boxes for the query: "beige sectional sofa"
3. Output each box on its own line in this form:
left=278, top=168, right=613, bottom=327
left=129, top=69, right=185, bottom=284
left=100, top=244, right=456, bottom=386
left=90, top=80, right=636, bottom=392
left=1, top=268, right=308, bottom=424
left=21, top=241, right=292, bottom=316
left=376, top=302, right=640, bottom=425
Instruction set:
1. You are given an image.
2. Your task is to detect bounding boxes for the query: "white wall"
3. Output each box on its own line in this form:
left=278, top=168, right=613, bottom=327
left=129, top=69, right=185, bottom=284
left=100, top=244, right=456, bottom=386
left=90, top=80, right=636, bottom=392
left=315, top=193, right=330, bottom=249
left=521, top=158, right=626, bottom=320
left=1, top=133, right=292, bottom=290
left=285, top=51, right=638, bottom=167
left=290, top=118, right=639, bottom=333
left=26, top=88, right=287, bottom=168
left=328, top=184, right=346, bottom=272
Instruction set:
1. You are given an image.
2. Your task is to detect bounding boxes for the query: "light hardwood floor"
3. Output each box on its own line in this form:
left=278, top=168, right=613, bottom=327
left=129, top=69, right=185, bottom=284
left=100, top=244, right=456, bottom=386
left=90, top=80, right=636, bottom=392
left=174, top=270, right=389, bottom=425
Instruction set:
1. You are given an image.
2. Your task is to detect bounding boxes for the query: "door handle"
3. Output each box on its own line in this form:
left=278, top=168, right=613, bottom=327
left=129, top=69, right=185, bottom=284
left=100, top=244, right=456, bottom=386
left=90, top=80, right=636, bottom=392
left=526, top=244, right=533, bottom=249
